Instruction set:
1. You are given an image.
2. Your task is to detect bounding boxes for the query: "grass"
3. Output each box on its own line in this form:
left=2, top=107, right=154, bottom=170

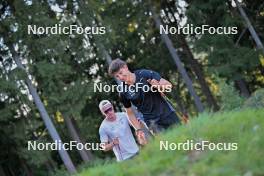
left=78, top=109, right=264, bottom=176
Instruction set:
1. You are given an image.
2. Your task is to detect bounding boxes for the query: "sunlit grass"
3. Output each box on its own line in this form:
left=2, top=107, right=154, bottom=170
left=78, top=109, right=264, bottom=176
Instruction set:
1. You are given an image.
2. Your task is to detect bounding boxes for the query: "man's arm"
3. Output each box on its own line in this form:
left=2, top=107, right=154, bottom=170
left=125, top=107, right=142, bottom=130
left=101, top=138, right=119, bottom=152
left=119, top=93, right=141, bottom=129
left=119, top=93, right=146, bottom=145
left=99, top=128, right=118, bottom=152
left=159, top=78, right=172, bottom=88
left=125, top=107, right=147, bottom=145
left=141, top=69, right=172, bottom=93
left=147, top=78, right=172, bottom=93
left=102, top=142, right=114, bottom=152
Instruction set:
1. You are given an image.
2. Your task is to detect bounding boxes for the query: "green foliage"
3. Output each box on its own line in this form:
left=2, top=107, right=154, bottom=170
left=186, top=0, right=263, bottom=93
left=79, top=109, right=264, bottom=176
left=216, top=78, right=245, bottom=111
left=243, top=88, right=264, bottom=109
left=53, top=167, right=71, bottom=176
left=186, top=0, right=242, bottom=27
left=195, top=35, right=260, bottom=81
left=1, top=0, right=264, bottom=175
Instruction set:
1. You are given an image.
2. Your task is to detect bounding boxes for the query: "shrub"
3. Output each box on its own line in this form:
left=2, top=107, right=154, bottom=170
left=216, top=78, right=245, bottom=111
left=243, top=88, right=264, bottom=109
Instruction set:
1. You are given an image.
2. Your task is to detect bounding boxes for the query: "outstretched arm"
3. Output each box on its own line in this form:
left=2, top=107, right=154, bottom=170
left=125, top=107, right=142, bottom=130
left=125, top=107, right=147, bottom=145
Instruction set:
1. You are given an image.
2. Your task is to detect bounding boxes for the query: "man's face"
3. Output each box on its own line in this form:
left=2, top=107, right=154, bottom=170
left=113, top=65, right=130, bottom=82
left=101, top=104, right=115, bottom=121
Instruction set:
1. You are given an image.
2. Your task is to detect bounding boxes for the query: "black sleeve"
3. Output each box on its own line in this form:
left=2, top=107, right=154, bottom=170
left=140, top=69, right=162, bottom=81
left=119, top=93, right=131, bottom=108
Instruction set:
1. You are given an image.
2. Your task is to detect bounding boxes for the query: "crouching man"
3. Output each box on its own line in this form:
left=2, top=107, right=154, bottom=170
left=98, top=100, right=145, bottom=162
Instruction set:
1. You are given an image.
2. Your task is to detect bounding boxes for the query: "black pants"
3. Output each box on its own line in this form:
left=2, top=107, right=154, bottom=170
left=146, top=112, right=180, bottom=133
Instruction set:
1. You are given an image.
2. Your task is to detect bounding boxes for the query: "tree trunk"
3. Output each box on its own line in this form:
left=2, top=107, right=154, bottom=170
left=234, top=0, right=264, bottom=54
left=64, top=115, right=93, bottom=162
left=11, top=48, right=76, bottom=174
left=150, top=6, right=204, bottom=112
left=178, top=33, right=219, bottom=110
left=235, top=28, right=247, bottom=45
left=70, top=118, right=94, bottom=160
left=235, top=79, right=250, bottom=98
left=0, top=165, right=6, bottom=176
left=164, top=4, right=219, bottom=111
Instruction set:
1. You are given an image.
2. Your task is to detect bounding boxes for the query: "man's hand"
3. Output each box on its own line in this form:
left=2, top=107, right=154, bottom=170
left=112, top=138, right=119, bottom=145
left=147, top=79, right=167, bottom=96
left=102, top=138, right=119, bottom=152
left=147, top=79, right=160, bottom=88
left=136, top=130, right=147, bottom=146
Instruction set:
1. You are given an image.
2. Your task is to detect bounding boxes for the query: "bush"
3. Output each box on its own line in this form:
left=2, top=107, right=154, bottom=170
left=216, top=78, right=245, bottom=111
left=243, top=89, right=264, bottom=109
left=53, top=167, right=71, bottom=176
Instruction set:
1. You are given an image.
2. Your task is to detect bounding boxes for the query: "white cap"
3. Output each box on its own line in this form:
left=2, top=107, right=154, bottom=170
left=99, top=100, right=112, bottom=112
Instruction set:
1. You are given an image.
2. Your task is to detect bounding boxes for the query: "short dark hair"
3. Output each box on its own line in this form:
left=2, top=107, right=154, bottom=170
left=108, top=58, right=127, bottom=76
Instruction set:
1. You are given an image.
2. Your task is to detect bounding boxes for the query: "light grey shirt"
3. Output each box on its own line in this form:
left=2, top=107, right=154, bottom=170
left=99, top=112, right=139, bottom=161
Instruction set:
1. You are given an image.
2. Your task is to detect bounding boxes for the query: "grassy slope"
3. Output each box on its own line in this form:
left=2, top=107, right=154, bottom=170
left=79, top=109, right=264, bottom=176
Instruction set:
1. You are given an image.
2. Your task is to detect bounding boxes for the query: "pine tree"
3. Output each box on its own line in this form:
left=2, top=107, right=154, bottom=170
left=0, top=1, right=79, bottom=173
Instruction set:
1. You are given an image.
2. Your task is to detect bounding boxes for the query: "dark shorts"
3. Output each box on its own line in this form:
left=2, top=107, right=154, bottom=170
left=145, top=112, right=180, bottom=133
